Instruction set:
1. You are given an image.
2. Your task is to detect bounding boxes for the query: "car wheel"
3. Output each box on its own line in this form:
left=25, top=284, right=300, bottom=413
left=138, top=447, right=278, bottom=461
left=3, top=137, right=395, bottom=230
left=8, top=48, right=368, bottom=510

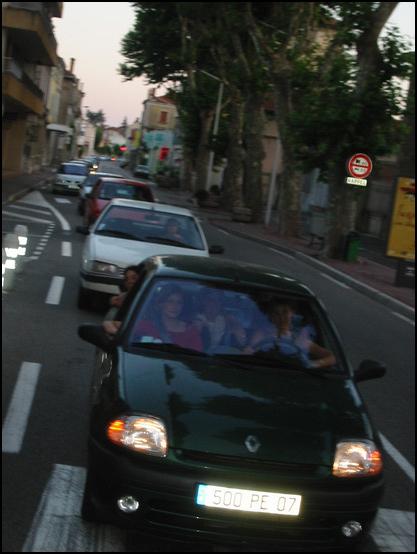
left=81, top=471, right=100, bottom=522
left=77, top=286, right=91, bottom=310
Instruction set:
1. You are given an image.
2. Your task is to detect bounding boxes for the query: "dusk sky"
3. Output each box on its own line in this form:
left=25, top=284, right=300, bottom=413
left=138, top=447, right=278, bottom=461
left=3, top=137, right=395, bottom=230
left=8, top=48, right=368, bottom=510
left=53, top=2, right=415, bottom=128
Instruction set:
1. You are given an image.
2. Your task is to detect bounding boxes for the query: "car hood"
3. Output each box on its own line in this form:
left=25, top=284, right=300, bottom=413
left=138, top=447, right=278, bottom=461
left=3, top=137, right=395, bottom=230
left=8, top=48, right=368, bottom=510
left=119, top=352, right=374, bottom=467
left=86, top=235, right=208, bottom=266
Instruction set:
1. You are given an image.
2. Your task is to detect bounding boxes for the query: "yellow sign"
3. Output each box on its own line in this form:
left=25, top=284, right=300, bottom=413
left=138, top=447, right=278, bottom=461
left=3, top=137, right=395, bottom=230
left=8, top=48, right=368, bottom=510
left=386, top=177, right=415, bottom=260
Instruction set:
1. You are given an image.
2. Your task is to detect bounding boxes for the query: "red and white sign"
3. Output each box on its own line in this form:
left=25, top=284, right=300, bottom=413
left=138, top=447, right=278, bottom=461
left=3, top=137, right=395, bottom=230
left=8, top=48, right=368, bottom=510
left=347, top=153, right=373, bottom=179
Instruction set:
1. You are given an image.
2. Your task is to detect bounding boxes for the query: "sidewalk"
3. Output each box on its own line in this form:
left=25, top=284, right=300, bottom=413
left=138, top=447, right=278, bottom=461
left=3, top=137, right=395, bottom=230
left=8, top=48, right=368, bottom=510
left=2, top=168, right=56, bottom=206
left=156, top=188, right=415, bottom=315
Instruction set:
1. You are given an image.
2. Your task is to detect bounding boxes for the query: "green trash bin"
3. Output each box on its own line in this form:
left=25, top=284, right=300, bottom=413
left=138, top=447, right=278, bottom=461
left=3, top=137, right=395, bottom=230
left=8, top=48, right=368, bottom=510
left=344, top=231, right=361, bottom=262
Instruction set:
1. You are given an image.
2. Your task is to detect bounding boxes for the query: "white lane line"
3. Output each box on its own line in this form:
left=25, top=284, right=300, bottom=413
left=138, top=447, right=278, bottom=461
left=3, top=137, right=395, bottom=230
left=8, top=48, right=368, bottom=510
left=380, top=433, right=415, bottom=483
left=45, top=276, right=65, bottom=305
left=217, top=229, right=230, bottom=236
left=12, top=204, right=52, bottom=215
left=18, top=191, right=71, bottom=231
left=267, top=247, right=294, bottom=260
left=54, top=198, right=72, bottom=204
left=320, top=272, right=351, bottom=289
left=61, top=241, right=72, bottom=257
left=22, top=465, right=126, bottom=552
left=392, top=312, right=415, bottom=326
left=2, top=362, right=41, bottom=454
left=2, top=211, right=54, bottom=225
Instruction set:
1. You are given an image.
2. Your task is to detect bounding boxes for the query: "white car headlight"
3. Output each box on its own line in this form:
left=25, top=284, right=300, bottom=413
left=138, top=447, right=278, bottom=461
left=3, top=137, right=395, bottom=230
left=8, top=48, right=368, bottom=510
left=332, top=440, right=383, bottom=477
left=90, top=261, right=119, bottom=274
left=107, top=415, right=168, bottom=457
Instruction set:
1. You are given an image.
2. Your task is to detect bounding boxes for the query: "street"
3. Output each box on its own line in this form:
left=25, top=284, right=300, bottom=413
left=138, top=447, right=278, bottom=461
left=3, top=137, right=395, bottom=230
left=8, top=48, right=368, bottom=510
left=2, top=166, right=415, bottom=552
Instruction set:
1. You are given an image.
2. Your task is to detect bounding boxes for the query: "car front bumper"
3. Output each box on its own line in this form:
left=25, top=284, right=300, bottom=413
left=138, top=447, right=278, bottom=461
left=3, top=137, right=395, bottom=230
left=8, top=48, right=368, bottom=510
left=80, top=271, right=122, bottom=295
left=86, top=436, right=384, bottom=550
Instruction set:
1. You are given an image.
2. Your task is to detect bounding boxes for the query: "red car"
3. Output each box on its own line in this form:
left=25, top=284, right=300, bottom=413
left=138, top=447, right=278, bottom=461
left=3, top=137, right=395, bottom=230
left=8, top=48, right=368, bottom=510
left=84, top=178, right=155, bottom=225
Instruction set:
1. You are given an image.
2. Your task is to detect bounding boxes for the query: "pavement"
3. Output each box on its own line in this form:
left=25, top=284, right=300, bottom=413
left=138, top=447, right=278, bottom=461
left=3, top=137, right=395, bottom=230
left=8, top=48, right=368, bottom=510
left=2, top=169, right=415, bottom=317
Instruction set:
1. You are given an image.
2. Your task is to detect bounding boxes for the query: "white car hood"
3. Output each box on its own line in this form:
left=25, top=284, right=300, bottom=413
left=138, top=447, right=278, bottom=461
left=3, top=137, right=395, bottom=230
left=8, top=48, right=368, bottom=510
left=85, top=234, right=208, bottom=267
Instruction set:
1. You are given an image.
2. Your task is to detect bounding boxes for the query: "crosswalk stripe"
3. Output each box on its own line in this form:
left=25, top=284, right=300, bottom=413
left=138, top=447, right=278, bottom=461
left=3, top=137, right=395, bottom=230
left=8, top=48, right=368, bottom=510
left=2, top=211, right=54, bottom=225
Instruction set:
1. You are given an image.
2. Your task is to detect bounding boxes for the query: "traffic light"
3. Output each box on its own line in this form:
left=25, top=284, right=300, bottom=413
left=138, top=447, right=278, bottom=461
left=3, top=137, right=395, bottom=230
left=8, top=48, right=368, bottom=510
left=159, top=147, right=170, bottom=161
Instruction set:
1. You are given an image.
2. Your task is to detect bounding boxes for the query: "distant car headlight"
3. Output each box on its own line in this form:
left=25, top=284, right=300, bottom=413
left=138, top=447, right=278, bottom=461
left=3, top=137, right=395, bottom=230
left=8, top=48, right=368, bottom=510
left=332, top=440, right=383, bottom=477
left=88, top=260, right=119, bottom=274
left=107, top=415, right=168, bottom=457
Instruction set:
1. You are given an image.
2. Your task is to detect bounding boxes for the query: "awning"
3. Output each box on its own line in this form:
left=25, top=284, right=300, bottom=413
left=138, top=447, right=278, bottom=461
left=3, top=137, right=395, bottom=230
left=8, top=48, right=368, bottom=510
left=47, top=124, right=73, bottom=135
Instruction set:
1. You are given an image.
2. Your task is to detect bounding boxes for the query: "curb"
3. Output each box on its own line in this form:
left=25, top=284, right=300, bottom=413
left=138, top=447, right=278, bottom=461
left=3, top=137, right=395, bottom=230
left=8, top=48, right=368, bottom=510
left=210, top=220, right=415, bottom=320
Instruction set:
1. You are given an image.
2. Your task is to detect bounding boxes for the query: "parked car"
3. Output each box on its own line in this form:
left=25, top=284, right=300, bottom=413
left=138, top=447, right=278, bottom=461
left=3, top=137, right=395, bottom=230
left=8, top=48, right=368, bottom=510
left=78, top=254, right=386, bottom=550
left=53, top=162, right=90, bottom=194
left=84, top=178, right=155, bottom=226
left=78, top=172, right=124, bottom=215
left=133, top=164, right=151, bottom=179
left=84, top=156, right=99, bottom=171
left=77, top=200, right=223, bottom=309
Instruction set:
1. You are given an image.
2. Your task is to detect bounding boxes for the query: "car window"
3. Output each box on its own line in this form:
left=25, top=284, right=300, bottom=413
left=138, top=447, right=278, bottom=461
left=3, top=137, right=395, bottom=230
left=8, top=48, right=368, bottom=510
left=95, top=206, right=205, bottom=250
left=59, top=164, right=88, bottom=176
left=127, top=278, right=342, bottom=371
left=98, top=182, right=153, bottom=202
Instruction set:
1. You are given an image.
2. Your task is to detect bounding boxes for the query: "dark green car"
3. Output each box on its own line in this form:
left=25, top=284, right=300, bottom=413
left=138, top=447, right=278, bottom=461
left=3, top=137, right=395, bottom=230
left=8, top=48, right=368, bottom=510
left=79, top=255, right=386, bottom=551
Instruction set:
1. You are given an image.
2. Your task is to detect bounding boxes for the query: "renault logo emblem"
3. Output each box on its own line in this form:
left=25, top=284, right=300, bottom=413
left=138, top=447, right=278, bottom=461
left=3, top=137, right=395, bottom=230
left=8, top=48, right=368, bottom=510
left=245, top=435, right=261, bottom=453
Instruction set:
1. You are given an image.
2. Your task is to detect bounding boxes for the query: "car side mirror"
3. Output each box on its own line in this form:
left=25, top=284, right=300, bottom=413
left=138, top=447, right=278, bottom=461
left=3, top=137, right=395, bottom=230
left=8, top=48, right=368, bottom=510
left=76, top=225, right=90, bottom=235
left=78, top=324, right=114, bottom=351
left=209, top=245, right=224, bottom=255
left=354, top=359, right=386, bottom=383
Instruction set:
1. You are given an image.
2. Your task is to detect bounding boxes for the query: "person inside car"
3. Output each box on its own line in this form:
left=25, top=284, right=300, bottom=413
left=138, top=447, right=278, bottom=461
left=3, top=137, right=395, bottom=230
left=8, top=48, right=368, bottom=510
left=164, top=217, right=184, bottom=243
left=245, top=301, right=336, bottom=369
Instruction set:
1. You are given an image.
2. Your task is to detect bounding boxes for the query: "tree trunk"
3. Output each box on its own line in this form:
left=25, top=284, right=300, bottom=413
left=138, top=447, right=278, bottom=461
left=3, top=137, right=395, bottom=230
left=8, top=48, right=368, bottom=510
left=181, top=147, right=195, bottom=191
left=243, top=91, right=265, bottom=222
left=325, top=164, right=354, bottom=258
left=194, top=110, right=214, bottom=192
left=222, top=92, right=245, bottom=209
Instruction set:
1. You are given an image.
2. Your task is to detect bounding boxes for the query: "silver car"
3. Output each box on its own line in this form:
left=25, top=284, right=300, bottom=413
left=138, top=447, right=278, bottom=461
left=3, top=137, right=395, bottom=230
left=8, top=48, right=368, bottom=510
left=53, top=162, right=90, bottom=194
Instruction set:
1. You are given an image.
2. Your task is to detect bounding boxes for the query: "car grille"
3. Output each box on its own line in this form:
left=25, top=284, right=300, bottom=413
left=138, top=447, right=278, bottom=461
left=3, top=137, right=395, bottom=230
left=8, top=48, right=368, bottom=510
left=177, top=449, right=321, bottom=476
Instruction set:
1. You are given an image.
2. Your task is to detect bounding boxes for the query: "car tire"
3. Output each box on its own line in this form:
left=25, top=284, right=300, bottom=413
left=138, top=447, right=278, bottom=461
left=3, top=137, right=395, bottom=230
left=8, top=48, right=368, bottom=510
left=77, top=286, right=92, bottom=310
left=81, top=471, right=100, bottom=522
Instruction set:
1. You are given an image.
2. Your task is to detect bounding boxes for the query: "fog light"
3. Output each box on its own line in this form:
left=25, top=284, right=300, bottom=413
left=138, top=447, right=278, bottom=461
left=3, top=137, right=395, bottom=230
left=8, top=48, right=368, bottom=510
left=117, top=495, right=140, bottom=513
left=341, top=521, right=362, bottom=538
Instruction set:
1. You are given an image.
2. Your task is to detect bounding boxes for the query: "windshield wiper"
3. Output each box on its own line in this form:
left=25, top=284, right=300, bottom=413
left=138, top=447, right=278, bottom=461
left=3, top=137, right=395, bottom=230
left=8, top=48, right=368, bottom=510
left=95, top=229, right=140, bottom=241
left=130, top=342, right=209, bottom=357
left=143, top=236, right=197, bottom=249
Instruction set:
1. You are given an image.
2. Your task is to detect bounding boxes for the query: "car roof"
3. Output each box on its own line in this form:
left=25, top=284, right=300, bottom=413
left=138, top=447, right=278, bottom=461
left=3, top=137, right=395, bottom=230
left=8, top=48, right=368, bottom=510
left=89, top=172, right=123, bottom=177
left=145, top=255, right=315, bottom=297
left=107, top=198, right=195, bottom=217
left=97, top=177, right=151, bottom=187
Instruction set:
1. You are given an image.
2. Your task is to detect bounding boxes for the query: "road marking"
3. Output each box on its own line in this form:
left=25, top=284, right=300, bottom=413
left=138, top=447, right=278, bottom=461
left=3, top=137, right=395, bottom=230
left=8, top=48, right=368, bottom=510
left=392, top=312, right=415, bottom=326
left=22, top=464, right=415, bottom=552
left=2, top=362, right=41, bottom=454
left=45, top=276, right=65, bottom=305
left=267, top=247, right=294, bottom=260
left=61, top=241, right=72, bottom=257
left=54, top=198, right=72, bottom=204
left=2, top=211, right=54, bottom=225
left=12, top=204, right=52, bottom=215
left=380, top=433, right=415, bottom=483
left=18, top=191, right=71, bottom=231
left=320, top=272, right=351, bottom=289
left=23, top=465, right=126, bottom=552
left=217, top=229, right=230, bottom=236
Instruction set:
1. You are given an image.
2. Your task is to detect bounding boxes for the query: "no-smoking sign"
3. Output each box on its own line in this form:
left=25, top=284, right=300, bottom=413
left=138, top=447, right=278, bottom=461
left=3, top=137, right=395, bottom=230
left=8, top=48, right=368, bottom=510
left=347, top=153, right=373, bottom=179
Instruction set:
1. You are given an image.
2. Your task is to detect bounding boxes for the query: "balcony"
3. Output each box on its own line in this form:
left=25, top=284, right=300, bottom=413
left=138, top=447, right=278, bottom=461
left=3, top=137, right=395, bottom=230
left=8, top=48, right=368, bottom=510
left=3, top=3, right=59, bottom=66
left=3, top=58, right=45, bottom=115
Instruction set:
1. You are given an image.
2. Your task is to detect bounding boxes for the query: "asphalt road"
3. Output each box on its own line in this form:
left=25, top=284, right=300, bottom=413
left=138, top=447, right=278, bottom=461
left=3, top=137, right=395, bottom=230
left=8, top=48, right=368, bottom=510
left=2, top=167, right=415, bottom=552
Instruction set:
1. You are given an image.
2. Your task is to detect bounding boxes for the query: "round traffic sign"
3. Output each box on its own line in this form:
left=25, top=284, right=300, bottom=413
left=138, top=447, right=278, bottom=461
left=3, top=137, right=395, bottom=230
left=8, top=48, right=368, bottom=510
left=347, top=153, right=373, bottom=179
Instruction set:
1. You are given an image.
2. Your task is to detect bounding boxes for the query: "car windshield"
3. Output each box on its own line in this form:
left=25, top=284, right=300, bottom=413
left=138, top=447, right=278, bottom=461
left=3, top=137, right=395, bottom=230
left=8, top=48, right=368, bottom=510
left=94, top=206, right=205, bottom=250
left=59, top=164, right=88, bottom=176
left=98, top=182, right=153, bottom=202
left=127, top=278, right=343, bottom=373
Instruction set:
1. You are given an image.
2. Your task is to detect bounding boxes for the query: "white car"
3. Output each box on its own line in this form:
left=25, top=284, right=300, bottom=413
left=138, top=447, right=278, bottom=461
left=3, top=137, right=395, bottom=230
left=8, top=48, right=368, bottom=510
left=53, top=162, right=90, bottom=194
left=77, top=199, right=223, bottom=309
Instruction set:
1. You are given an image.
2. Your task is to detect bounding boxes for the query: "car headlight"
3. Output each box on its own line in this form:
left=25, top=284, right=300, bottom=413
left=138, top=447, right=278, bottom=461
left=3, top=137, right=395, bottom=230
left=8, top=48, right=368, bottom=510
left=89, top=261, right=119, bottom=274
left=332, top=440, right=383, bottom=477
left=107, top=415, right=168, bottom=457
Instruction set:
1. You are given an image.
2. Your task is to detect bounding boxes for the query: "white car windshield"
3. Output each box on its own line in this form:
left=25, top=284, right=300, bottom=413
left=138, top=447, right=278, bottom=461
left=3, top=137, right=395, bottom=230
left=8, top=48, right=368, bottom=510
left=94, top=206, right=205, bottom=250
left=127, top=278, right=341, bottom=373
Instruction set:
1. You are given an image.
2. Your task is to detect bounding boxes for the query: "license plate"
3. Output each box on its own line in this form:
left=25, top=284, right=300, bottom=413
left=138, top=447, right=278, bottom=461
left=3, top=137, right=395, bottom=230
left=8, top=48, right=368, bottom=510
left=196, top=484, right=301, bottom=516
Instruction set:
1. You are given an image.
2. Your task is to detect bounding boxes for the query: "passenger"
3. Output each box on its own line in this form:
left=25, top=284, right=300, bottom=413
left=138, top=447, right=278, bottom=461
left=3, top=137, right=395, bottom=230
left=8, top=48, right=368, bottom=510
left=194, top=290, right=247, bottom=353
left=245, top=301, right=336, bottom=369
left=109, top=265, right=141, bottom=309
left=134, top=284, right=203, bottom=351
left=164, top=217, right=183, bottom=242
